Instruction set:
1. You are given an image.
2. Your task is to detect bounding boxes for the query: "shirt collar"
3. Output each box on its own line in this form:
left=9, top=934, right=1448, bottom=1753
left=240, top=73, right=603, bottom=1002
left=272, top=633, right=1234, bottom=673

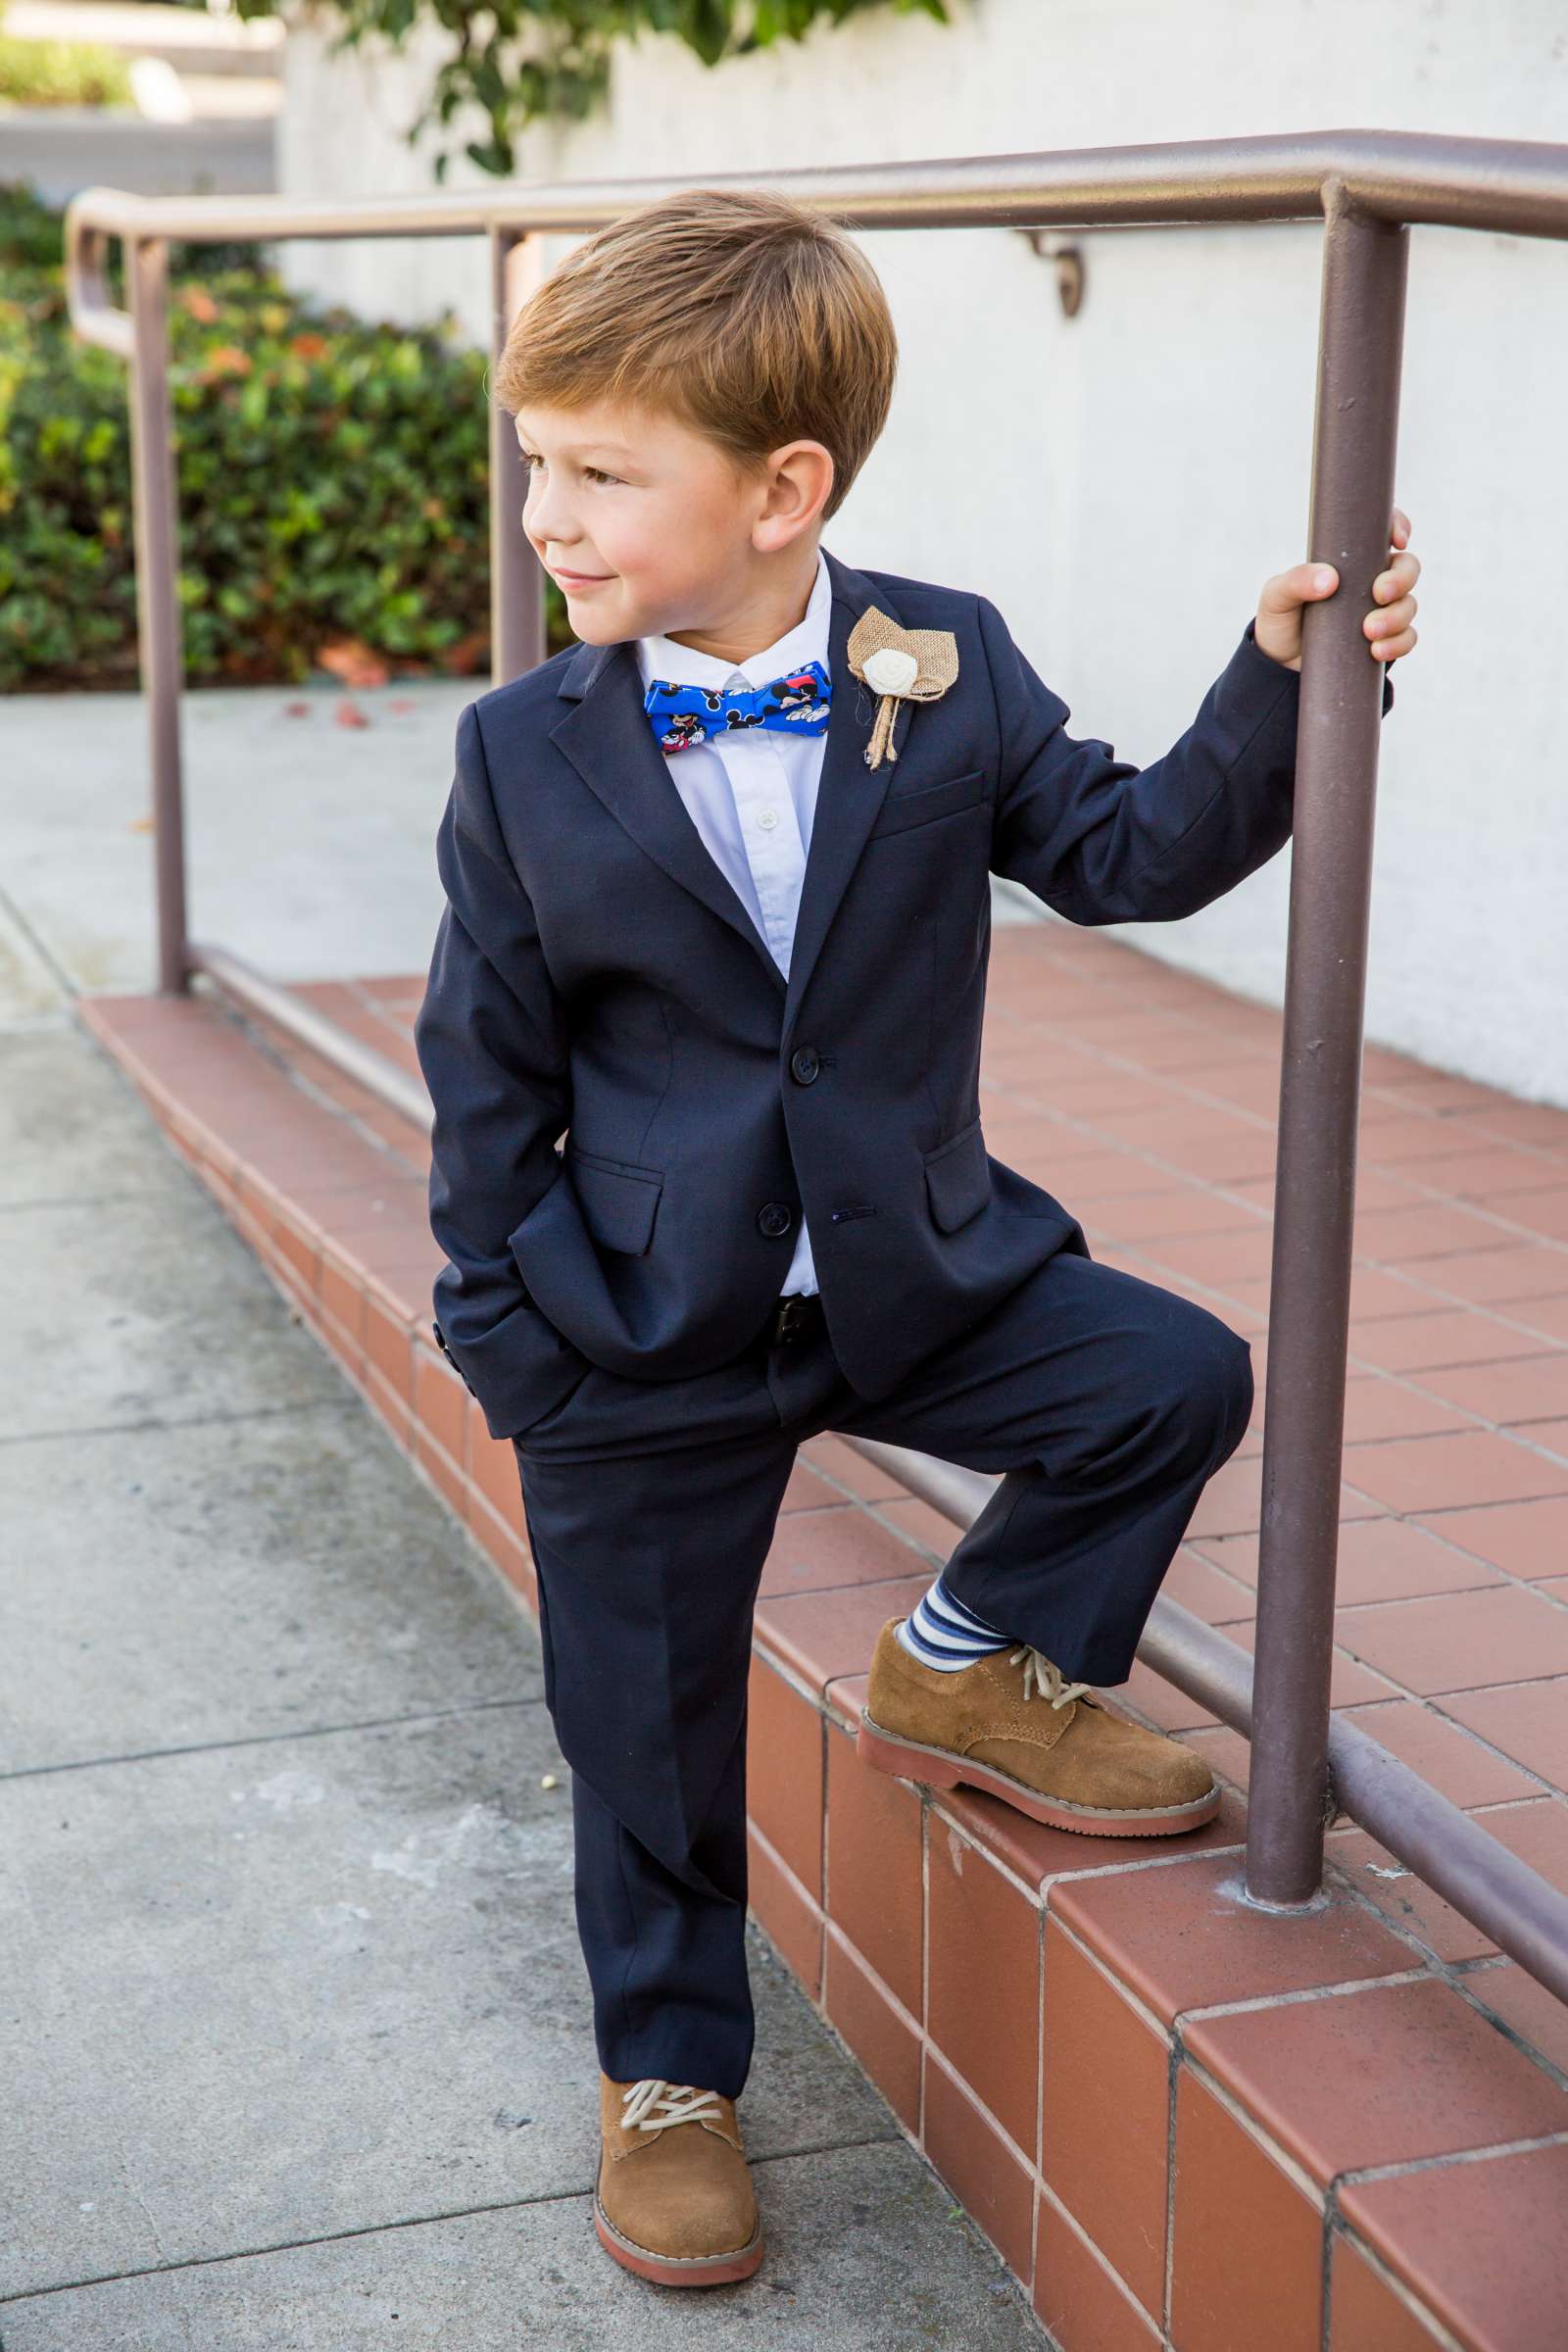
left=634, top=544, right=831, bottom=693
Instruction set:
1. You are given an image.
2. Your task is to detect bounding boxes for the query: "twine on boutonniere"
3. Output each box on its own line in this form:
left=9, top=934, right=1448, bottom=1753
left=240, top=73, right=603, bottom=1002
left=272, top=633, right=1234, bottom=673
left=846, top=607, right=960, bottom=770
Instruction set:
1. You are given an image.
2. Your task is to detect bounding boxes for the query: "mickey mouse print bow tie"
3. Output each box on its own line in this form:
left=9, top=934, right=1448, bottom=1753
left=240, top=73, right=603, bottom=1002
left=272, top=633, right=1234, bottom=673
left=644, top=659, right=832, bottom=755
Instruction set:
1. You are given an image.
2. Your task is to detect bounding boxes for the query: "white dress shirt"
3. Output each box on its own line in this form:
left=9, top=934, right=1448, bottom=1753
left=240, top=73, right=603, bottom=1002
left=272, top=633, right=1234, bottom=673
left=634, top=545, right=832, bottom=1298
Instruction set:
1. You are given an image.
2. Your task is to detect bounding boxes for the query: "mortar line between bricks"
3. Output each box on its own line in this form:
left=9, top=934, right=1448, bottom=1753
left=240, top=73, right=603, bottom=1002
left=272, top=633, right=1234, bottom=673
left=1269, top=1496, right=1560, bottom=1585
left=1035, top=1903, right=1174, bottom=2045
left=0, top=2137, right=910, bottom=2311
left=1030, top=2174, right=1161, bottom=2351
left=1330, top=1690, right=1568, bottom=1805
left=1338, top=1681, right=1568, bottom=1777
left=779, top=1457, right=961, bottom=1567
left=1411, top=1971, right=1568, bottom=2097
left=183, top=986, right=421, bottom=1167
left=1298, top=1339, right=1565, bottom=1448
left=1318, top=2207, right=1333, bottom=2352
left=1063, top=1223, right=1568, bottom=1400
left=1223, top=1669, right=1566, bottom=1814
left=981, top=1037, right=1568, bottom=1220
left=1331, top=2126, right=1568, bottom=2198
left=760, top=1567, right=947, bottom=1615
left=1170, top=1591, right=1568, bottom=1765
left=1038, top=1840, right=1247, bottom=1896
left=1337, top=1366, right=1568, bottom=1446
left=982, top=1067, right=1568, bottom=1279
left=0, top=1694, right=552, bottom=1784
left=1163, top=2035, right=1180, bottom=2340
left=1319, top=1861, right=1568, bottom=2090
left=924, top=1798, right=1057, bottom=1910
left=1177, top=2010, right=1568, bottom=2206
left=1319, top=2209, right=1466, bottom=2352
left=1194, top=1497, right=1568, bottom=1637
left=1321, top=1852, right=1492, bottom=1972
left=1123, top=1232, right=1568, bottom=1369
left=820, top=1920, right=921, bottom=2044
left=982, top=1025, right=1568, bottom=1195
left=1332, top=1581, right=1568, bottom=1620
left=920, top=2042, right=1038, bottom=2185
left=1173, top=1963, right=1434, bottom=2024
left=1171, top=2047, right=1327, bottom=2214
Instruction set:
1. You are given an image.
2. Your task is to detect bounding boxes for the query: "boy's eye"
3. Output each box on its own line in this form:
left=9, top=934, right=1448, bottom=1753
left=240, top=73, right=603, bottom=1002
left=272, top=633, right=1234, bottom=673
left=516, top=449, right=621, bottom=487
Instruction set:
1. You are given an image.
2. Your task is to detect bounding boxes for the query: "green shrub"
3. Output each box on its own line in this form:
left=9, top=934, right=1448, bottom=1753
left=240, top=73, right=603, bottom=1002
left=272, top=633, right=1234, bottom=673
left=0, top=180, right=567, bottom=691
left=231, top=0, right=949, bottom=185
left=0, top=30, right=135, bottom=109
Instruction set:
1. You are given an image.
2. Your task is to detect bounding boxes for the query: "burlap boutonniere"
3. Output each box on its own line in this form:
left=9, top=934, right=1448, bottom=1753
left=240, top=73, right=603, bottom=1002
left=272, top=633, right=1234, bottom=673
left=846, top=607, right=960, bottom=770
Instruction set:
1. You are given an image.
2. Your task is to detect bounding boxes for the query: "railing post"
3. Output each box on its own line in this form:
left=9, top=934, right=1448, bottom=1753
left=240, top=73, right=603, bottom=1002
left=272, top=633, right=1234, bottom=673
left=489, top=227, right=549, bottom=684
left=125, top=234, right=191, bottom=996
left=1244, top=181, right=1409, bottom=1908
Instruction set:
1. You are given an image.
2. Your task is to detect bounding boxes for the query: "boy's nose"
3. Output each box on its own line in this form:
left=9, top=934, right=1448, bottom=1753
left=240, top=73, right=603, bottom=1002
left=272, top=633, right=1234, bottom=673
left=523, top=477, right=572, bottom=548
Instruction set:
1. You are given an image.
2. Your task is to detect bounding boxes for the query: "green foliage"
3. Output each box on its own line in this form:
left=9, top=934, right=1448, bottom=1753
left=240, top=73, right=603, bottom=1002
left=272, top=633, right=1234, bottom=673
left=0, top=181, right=568, bottom=692
left=0, top=29, right=135, bottom=107
left=231, top=0, right=950, bottom=183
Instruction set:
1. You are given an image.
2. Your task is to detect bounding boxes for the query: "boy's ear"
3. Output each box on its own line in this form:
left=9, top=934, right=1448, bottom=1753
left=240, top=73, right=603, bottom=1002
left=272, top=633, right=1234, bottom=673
left=754, top=439, right=835, bottom=552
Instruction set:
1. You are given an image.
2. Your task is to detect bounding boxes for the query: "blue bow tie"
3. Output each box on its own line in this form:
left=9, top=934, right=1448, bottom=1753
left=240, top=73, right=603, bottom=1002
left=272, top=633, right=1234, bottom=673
left=644, top=659, right=832, bottom=755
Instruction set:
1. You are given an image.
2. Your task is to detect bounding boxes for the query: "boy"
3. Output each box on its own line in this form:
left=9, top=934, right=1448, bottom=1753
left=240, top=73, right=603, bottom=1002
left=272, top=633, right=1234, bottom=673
left=414, top=185, right=1418, bottom=2289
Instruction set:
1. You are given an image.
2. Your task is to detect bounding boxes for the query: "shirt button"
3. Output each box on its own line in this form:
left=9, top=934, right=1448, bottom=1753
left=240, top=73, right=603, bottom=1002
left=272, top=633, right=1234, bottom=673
left=790, top=1046, right=820, bottom=1084
left=757, top=1200, right=794, bottom=1238
left=757, top=808, right=780, bottom=831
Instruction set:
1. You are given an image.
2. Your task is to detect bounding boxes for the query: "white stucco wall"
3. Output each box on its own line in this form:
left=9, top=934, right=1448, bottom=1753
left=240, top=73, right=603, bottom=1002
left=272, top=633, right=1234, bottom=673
left=275, top=0, right=1568, bottom=1105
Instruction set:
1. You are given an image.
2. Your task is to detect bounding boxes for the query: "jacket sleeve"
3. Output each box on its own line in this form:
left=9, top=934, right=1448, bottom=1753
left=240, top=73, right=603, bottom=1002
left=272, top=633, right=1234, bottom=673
left=980, top=598, right=1395, bottom=925
left=413, top=699, right=592, bottom=1442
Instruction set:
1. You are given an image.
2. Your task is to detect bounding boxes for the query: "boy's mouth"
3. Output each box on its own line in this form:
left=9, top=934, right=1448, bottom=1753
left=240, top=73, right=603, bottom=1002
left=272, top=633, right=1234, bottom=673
left=552, top=566, right=613, bottom=588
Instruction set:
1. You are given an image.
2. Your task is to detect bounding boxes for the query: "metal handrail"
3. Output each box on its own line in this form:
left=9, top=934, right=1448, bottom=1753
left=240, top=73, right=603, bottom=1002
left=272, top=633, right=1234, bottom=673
left=61, top=128, right=1568, bottom=2001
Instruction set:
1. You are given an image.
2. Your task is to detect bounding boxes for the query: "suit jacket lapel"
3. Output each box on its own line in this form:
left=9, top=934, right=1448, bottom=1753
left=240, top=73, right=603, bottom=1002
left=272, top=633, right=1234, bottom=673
left=549, top=632, right=786, bottom=995
left=781, top=546, right=906, bottom=1035
left=546, top=544, right=907, bottom=1018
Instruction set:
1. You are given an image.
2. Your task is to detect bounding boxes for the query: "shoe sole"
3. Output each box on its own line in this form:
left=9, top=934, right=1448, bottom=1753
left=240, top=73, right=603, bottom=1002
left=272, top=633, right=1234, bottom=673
left=857, top=1709, right=1222, bottom=1837
left=593, top=2196, right=764, bottom=2286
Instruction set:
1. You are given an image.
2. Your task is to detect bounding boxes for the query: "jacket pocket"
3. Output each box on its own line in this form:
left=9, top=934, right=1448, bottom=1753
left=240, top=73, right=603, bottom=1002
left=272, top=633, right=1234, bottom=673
left=866, top=767, right=987, bottom=839
left=565, top=1142, right=664, bottom=1255
left=922, top=1112, right=991, bottom=1233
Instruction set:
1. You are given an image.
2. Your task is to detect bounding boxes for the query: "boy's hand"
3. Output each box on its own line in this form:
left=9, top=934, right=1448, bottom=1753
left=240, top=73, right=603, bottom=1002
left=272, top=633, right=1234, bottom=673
left=1253, top=507, right=1420, bottom=674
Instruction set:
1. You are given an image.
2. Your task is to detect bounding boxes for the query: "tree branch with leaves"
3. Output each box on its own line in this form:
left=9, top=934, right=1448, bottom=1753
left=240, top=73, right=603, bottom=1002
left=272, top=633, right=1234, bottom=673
left=252, top=0, right=949, bottom=182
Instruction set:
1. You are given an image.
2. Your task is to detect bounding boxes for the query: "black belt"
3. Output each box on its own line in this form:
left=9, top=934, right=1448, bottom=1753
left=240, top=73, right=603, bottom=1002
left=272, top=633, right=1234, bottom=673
left=769, top=1291, right=825, bottom=1347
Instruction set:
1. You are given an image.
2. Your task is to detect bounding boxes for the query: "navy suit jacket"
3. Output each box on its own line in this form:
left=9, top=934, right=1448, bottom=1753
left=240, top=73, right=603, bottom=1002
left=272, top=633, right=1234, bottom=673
left=415, top=543, right=1393, bottom=1441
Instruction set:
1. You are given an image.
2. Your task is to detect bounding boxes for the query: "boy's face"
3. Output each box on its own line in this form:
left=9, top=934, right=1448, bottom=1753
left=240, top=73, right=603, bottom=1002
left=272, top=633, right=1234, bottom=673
left=513, top=397, right=829, bottom=648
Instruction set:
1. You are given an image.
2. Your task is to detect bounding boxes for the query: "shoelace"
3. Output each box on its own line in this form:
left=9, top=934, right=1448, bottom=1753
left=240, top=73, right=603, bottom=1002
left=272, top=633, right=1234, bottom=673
left=1008, top=1643, right=1094, bottom=1710
left=619, top=2079, right=727, bottom=2132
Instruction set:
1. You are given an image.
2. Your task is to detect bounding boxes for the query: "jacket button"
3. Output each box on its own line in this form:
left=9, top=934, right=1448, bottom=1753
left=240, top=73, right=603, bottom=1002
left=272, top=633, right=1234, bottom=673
left=757, top=1200, right=794, bottom=1238
left=790, top=1045, right=820, bottom=1084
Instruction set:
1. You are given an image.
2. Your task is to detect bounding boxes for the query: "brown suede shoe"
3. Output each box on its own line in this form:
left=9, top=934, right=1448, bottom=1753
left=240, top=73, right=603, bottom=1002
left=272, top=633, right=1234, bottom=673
left=593, top=2074, right=762, bottom=2286
left=857, top=1616, right=1221, bottom=1837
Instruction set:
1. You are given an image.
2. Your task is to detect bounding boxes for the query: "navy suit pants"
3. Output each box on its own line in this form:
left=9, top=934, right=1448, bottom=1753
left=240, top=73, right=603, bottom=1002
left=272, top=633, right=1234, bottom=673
left=511, top=1247, right=1253, bottom=2100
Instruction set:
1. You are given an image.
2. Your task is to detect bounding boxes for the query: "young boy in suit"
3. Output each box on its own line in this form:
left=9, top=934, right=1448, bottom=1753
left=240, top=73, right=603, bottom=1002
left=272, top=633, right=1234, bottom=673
left=414, top=184, right=1418, bottom=2288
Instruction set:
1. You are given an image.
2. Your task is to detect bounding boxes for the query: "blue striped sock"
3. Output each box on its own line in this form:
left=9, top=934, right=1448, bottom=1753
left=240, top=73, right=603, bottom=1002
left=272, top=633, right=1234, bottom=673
left=895, top=1570, right=1014, bottom=1671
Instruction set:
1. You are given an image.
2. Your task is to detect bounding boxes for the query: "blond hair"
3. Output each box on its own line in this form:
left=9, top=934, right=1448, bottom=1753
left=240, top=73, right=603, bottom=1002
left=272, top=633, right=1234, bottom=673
left=493, top=185, right=898, bottom=522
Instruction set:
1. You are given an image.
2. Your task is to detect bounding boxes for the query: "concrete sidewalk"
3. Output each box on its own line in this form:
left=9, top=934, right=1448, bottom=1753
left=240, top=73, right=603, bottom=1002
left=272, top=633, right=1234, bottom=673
left=0, top=1014, right=1047, bottom=2347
